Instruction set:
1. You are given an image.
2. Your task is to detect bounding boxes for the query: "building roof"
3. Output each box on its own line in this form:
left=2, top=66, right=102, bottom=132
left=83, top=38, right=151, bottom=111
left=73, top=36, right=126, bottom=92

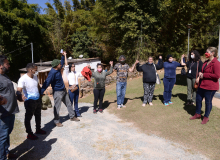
left=19, top=57, right=100, bottom=72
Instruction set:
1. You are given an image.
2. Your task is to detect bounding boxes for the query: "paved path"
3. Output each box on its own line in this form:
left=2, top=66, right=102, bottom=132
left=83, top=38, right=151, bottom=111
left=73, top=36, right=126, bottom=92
left=11, top=101, right=208, bottom=160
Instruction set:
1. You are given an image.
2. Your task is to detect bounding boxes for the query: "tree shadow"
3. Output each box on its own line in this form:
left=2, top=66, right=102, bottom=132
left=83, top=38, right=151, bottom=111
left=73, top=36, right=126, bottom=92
left=11, top=115, right=70, bottom=160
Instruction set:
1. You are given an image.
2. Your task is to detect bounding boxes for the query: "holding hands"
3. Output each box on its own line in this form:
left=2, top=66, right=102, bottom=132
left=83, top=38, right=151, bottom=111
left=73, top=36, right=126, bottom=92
left=135, top=60, right=139, bottom=64
left=199, top=72, right=203, bottom=79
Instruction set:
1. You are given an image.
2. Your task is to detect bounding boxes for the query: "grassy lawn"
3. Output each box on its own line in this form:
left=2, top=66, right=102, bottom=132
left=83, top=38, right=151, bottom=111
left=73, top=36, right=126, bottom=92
left=79, top=70, right=220, bottom=160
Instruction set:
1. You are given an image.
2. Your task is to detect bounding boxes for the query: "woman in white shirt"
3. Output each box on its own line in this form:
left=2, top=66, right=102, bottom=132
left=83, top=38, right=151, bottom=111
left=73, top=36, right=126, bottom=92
left=63, top=52, right=83, bottom=117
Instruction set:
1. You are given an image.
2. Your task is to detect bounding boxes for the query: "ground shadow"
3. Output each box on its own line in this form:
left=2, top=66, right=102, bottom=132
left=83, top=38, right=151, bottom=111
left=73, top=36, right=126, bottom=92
left=102, top=100, right=117, bottom=110
left=79, top=106, right=90, bottom=114
left=11, top=115, right=70, bottom=160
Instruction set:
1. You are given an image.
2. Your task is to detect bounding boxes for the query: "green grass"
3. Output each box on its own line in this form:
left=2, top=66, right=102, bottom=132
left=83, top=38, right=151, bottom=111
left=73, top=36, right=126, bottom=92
left=80, top=72, right=220, bottom=160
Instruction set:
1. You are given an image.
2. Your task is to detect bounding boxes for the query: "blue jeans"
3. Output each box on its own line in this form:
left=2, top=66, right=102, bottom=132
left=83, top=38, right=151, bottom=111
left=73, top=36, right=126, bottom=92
left=196, top=88, right=216, bottom=117
left=68, top=86, right=80, bottom=116
left=0, top=114, right=15, bottom=160
left=116, top=82, right=127, bottom=105
left=163, top=77, right=176, bottom=103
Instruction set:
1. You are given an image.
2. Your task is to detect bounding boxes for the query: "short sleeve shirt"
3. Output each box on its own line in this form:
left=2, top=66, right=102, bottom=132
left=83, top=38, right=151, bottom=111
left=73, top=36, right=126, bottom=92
left=114, top=63, right=130, bottom=82
left=18, top=74, right=40, bottom=101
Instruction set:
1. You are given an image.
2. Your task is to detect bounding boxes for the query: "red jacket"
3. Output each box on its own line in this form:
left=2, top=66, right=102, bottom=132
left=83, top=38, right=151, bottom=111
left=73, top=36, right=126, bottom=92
left=199, top=57, right=220, bottom=90
left=81, top=66, right=92, bottom=81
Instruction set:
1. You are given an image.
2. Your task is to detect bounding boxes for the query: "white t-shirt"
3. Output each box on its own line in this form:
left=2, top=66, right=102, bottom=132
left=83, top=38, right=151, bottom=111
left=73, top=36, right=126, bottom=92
left=64, top=65, right=82, bottom=85
left=18, top=74, right=40, bottom=100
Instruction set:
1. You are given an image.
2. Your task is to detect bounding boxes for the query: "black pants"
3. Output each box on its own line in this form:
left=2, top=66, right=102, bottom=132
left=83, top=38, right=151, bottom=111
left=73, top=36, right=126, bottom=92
left=24, top=99, right=42, bottom=134
left=93, top=88, right=105, bottom=110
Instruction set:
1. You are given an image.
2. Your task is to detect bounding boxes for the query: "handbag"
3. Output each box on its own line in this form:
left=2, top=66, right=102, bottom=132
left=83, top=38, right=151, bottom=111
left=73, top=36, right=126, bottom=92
left=70, top=72, right=79, bottom=92
left=194, top=62, right=199, bottom=89
left=153, top=64, right=161, bottom=84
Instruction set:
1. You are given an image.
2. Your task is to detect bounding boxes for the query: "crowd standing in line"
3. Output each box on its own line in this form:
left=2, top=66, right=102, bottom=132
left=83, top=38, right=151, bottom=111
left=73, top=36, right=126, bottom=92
left=0, top=47, right=220, bottom=159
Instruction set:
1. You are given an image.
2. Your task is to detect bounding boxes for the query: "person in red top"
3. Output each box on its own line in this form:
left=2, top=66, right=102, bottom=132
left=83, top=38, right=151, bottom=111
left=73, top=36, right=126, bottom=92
left=190, top=47, right=220, bottom=124
left=81, top=64, right=92, bottom=81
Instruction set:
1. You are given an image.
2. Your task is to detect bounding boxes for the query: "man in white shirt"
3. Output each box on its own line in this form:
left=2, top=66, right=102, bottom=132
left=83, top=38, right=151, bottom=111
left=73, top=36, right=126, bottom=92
left=63, top=52, right=83, bottom=117
left=17, top=63, right=46, bottom=140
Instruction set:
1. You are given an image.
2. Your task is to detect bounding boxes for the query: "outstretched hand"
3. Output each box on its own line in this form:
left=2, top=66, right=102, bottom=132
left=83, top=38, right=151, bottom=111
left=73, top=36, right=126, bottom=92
left=62, top=51, right=67, bottom=56
left=109, top=61, right=113, bottom=66
left=135, top=60, right=139, bottom=64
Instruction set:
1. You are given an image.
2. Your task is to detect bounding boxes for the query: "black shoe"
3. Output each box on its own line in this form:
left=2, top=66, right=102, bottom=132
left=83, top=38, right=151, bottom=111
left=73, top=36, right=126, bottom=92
left=93, top=109, right=97, bottom=114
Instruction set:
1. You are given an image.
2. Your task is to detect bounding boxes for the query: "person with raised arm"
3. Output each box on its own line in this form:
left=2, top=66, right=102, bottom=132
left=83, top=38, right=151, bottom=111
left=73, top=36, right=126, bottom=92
left=41, top=52, right=79, bottom=127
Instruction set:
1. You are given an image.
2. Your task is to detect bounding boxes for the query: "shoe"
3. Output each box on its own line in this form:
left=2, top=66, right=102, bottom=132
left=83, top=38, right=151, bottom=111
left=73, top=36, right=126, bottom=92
left=70, top=117, right=80, bottom=121
left=201, top=117, right=209, bottom=124
left=55, top=123, right=63, bottom=127
left=117, top=105, right=121, bottom=110
left=142, top=103, right=146, bottom=107
left=7, top=153, right=18, bottom=159
left=93, top=109, right=97, bottom=114
left=149, top=102, right=153, bottom=106
left=27, top=133, right=38, bottom=140
left=164, top=103, right=169, bottom=106
left=189, top=113, right=201, bottom=120
left=169, top=101, right=173, bottom=104
left=99, top=109, right=103, bottom=113
left=35, top=129, right=46, bottom=135
left=121, top=104, right=126, bottom=108
left=77, top=114, right=82, bottom=117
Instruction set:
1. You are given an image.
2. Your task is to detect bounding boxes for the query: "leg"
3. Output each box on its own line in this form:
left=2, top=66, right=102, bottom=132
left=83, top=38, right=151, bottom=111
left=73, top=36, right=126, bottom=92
left=93, top=89, right=99, bottom=110
left=204, top=90, right=216, bottom=117
left=53, top=91, right=64, bottom=124
left=69, top=89, right=76, bottom=115
left=148, top=83, right=155, bottom=103
left=168, top=78, right=176, bottom=102
left=34, top=99, right=42, bottom=131
left=192, top=78, right=197, bottom=103
left=98, top=89, right=105, bottom=109
left=62, top=90, right=75, bottom=119
left=187, top=78, right=192, bottom=102
left=143, top=83, right=148, bottom=104
left=24, top=100, right=35, bottom=134
left=121, top=82, right=127, bottom=105
left=73, top=89, right=80, bottom=116
left=195, top=88, right=204, bottom=115
left=116, top=82, right=122, bottom=105
left=163, top=77, right=170, bottom=103
left=0, top=114, right=15, bottom=160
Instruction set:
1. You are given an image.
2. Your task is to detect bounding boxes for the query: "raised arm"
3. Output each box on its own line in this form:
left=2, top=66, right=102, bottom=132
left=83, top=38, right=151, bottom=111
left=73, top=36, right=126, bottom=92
left=63, top=51, right=69, bottom=76
left=155, top=56, right=163, bottom=70
left=61, top=55, right=65, bottom=68
left=129, top=60, right=138, bottom=72
left=106, top=61, right=113, bottom=76
left=136, top=60, right=142, bottom=72
left=181, top=54, right=186, bottom=66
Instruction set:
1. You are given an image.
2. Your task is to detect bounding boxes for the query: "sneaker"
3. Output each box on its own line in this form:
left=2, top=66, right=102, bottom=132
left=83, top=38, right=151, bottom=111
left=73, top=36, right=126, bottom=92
left=35, top=129, right=46, bottom=135
left=99, top=109, right=103, bottom=113
left=201, top=117, right=209, bottom=124
left=164, top=103, right=169, bottom=106
left=117, top=105, right=121, bottom=110
left=93, top=109, right=97, bottom=114
left=121, top=104, right=126, bottom=108
left=142, top=103, right=146, bottom=107
left=169, top=101, right=173, bottom=104
left=149, top=102, right=153, bottom=106
left=55, top=123, right=63, bottom=127
left=189, top=113, right=201, bottom=120
left=70, top=117, right=80, bottom=121
left=27, top=133, right=38, bottom=140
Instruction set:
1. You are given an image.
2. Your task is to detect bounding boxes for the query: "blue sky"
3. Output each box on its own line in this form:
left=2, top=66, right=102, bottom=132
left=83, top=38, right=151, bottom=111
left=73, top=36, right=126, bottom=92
left=27, top=0, right=73, bottom=14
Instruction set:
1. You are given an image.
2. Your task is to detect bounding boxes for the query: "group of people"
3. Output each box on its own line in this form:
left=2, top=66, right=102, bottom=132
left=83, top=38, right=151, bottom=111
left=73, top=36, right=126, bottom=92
left=0, top=46, right=220, bottom=160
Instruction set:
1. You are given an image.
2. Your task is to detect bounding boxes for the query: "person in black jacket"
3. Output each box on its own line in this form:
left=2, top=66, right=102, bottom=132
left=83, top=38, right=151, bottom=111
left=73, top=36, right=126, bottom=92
left=136, top=56, right=163, bottom=106
left=181, top=50, right=203, bottom=105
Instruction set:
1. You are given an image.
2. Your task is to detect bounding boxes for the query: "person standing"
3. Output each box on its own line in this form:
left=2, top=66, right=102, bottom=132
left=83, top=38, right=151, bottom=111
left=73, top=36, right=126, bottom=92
left=136, top=56, right=163, bottom=106
left=190, top=47, right=220, bottom=124
left=17, top=63, right=46, bottom=140
left=163, top=55, right=182, bottom=106
left=114, top=55, right=138, bottom=109
left=0, top=55, right=19, bottom=160
left=181, top=50, right=203, bottom=105
left=63, top=52, right=83, bottom=117
left=92, top=62, right=113, bottom=113
left=41, top=53, right=79, bottom=127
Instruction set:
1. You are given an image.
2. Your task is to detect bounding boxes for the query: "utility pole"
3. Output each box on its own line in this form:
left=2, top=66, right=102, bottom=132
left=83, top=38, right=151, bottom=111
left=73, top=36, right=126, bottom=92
left=31, top=42, right=34, bottom=63
left=187, top=24, right=191, bottom=60
left=141, top=22, right=143, bottom=54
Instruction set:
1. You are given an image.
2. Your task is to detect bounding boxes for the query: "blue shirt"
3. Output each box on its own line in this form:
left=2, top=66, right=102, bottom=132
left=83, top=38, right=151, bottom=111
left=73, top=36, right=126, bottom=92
left=163, top=61, right=181, bottom=78
left=41, top=56, right=65, bottom=95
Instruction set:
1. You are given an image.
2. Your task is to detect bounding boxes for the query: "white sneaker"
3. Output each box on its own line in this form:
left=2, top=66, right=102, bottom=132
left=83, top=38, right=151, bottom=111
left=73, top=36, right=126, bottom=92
left=149, top=102, right=153, bottom=106
left=117, top=105, right=121, bottom=110
left=121, top=104, right=126, bottom=108
left=142, top=103, right=146, bottom=107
